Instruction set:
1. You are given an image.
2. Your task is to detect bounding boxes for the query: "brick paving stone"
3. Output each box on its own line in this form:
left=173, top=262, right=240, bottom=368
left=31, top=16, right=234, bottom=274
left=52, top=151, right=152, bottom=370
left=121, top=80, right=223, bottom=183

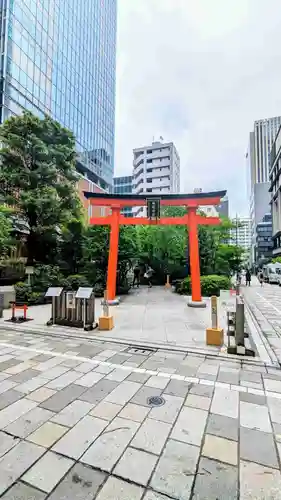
left=79, top=379, right=119, bottom=404
left=40, top=383, right=86, bottom=412
left=35, top=359, right=65, bottom=373
left=264, top=378, right=281, bottom=393
left=206, top=413, right=239, bottom=441
left=1, top=482, right=46, bottom=500
left=132, top=418, right=171, bottom=455
left=81, top=417, right=140, bottom=472
left=217, top=371, right=240, bottom=385
left=108, top=353, right=131, bottom=364
left=75, top=371, right=105, bottom=387
left=185, top=393, right=211, bottom=410
left=192, top=457, right=238, bottom=500
left=240, top=460, right=281, bottom=499
left=202, top=434, right=238, bottom=465
left=114, top=447, right=158, bottom=486
left=149, top=394, right=183, bottom=423
left=127, top=372, right=150, bottom=383
left=22, top=451, right=74, bottom=493
left=11, top=368, right=41, bottom=383
left=0, top=431, right=19, bottom=458
left=15, top=376, right=48, bottom=394
left=90, top=401, right=122, bottom=421
left=0, top=441, right=45, bottom=495
left=240, top=427, right=279, bottom=468
left=0, top=359, right=21, bottom=371
left=0, top=398, right=37, bottom=428
left=5, top=406, right=53, bottom=438
left=27, top=387, right=56, bottom=403
left=46, top=370, right=83, bottom=390
left=240, top=370, right=262, bottom=384
left=27, top=421, right=68, bottom=447
left=105, top=368, right=132, bottom=382
left=163, top=379, right=191, bottom=397
left=75, top=362, right=96, bottom=373
left=0, top=379, right=17, bottom=394
left=240, top=391, right=266, bottom=406
left=48, top=462, right=106, bottom=500
left=175, top=365, right=198, bottom=377
left=96, top=477, right=144, bottom=500
left=32, top=354, right=53, bottom=362
left=240, top=401, right=272, bottom=432
left=119, top=403, right=150, bottom=423
left=0, top=372, right=10, bottom=381
left=131, top=386, right=163, bottom=407
left=94, top=364, right=114, bottom=375
left=273, top=422, right=281, bottom=442
left=0, top=389, right=23, bottom=410
left=105, top=380, right=141, bottom=405
left=53, top=415, right=108, bottom=459
left=144, top=492, right=170, bottom=500
left=51, top=400, right=94, bottom=427
left=268, top=397, right=281, bottom=424
left=211, top=387, right=239, bottom=418
left=171, top=406, right=207, bottom=446
left=189, top=383, right=214, bottom=397
left=60, top=358, right=81, bottom=368
left=150, top=439, right=199, bottom=499
left=145, top=375, right=169, bottom=390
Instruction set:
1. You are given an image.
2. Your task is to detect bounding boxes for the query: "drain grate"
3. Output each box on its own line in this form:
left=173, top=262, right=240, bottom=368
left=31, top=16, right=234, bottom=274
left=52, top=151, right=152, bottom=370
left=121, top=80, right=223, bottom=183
left=147, top=396, right=165, bottom=407
left=125, top=346, right=156, bottom=356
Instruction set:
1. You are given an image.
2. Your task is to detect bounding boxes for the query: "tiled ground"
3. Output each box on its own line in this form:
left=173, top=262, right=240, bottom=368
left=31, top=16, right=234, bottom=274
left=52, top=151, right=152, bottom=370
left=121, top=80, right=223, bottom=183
left=0, top=330, right=281, bottom=498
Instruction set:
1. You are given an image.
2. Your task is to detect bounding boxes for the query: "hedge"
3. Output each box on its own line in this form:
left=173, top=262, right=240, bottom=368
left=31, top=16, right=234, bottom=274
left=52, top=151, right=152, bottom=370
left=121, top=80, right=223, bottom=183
left=176, top=275, right=231, bottom=297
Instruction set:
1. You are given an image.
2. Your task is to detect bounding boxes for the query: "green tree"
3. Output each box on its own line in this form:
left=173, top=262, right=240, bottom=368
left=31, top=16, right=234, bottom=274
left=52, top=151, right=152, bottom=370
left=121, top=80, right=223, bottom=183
left=0, top=111, right=79, bottom=264
left=0, top=205, right=13, bottom=257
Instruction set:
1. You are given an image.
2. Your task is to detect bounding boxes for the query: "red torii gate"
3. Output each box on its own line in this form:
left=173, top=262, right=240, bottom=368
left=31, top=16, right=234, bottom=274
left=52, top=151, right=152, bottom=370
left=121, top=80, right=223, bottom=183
left=84, top=190, right=226, bottom=306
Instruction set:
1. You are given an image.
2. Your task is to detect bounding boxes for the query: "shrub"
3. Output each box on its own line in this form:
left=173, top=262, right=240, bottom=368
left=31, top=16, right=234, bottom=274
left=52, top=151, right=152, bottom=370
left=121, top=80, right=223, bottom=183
left=32, top=265, right=63, bottom=292
left=62, top=274, right=90, bottom=290
left=177, top=275, right=231, bottom=297
left=15, top=282, right=32, bottom=303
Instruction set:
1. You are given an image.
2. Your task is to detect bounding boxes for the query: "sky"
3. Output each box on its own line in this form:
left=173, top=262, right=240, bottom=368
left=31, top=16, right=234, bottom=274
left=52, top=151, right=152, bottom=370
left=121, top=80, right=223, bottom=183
left=114, top=0, right=281, bottom=216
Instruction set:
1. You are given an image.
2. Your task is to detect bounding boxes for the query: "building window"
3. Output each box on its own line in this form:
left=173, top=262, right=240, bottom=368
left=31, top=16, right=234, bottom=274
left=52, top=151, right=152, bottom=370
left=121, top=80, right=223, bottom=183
left=147, top=149, right=152, bottom=154
left=147, top=159, right=152, bottom=164
left=147, top=188, right=152, bottom=192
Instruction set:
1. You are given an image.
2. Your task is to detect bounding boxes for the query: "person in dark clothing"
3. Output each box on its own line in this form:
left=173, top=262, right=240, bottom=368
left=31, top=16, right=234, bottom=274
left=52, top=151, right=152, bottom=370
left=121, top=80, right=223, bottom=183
left=144, top=265, right=153, bottom=288
left=132, top=263, right=141, bottom=288
left=245, top=269, right=251, bottom=286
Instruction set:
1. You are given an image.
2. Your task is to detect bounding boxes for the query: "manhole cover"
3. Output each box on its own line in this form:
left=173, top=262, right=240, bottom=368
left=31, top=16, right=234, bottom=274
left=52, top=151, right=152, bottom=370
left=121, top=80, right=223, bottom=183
left=147, top=396, right=165, bottom=407
left=125, top=347, right=156, bottom=356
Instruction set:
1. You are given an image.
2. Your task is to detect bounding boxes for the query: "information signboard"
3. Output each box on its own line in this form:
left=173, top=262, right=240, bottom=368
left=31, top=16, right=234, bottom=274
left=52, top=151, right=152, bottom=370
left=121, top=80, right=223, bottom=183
left=76, top=287, right=93, bottom=299
left=45, top=287, right=63, bottom=298
left=220, top=289, right=236, bottom=311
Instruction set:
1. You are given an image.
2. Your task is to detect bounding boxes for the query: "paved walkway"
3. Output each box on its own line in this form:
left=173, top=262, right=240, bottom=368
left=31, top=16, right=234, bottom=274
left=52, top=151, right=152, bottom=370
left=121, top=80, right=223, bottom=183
left=0, top=287, right=250, bottom=356
left=0, top=329, right=281, bottom=498
left=243, top=278, right=281, bottom=364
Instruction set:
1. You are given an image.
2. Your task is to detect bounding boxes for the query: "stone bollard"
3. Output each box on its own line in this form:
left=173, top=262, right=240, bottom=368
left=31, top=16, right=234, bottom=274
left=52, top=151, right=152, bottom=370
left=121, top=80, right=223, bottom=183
left=98, top=290, right=114, bottom=330
left=206, top=296, right=224, bottom=346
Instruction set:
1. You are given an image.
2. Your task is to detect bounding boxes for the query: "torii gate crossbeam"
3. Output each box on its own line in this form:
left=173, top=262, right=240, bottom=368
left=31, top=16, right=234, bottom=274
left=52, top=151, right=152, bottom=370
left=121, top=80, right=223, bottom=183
left=84, top=191, right=226, bottom=307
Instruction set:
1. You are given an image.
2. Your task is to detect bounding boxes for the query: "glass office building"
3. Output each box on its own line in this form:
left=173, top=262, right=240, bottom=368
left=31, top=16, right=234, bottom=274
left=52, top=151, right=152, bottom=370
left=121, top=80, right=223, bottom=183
left=0, top=0, right=117, bottom=188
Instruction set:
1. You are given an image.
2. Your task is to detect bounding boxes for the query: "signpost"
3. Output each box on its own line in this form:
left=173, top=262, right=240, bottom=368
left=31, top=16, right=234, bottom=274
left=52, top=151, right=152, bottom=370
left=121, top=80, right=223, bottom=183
left=76, top=287, right=94, bottom=329
left=147, top=198, right=160, bottom=220
left=45, top=287, right=63, bottom=325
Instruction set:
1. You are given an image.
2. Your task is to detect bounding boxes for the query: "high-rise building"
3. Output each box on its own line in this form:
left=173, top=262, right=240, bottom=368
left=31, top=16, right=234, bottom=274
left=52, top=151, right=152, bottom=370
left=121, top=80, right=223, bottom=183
left=132, top=140, right=180, bottom=216
left=113, top=175, right=133, bottom=217
left=247, top=116, right=281, bottom=264
left=255, top=213, right=273, bottom=266
left=0, top=0, right=117, bottom=190
left=269, top=125, right=281, bottom=256
left=231, top=217, right=251, bottom=250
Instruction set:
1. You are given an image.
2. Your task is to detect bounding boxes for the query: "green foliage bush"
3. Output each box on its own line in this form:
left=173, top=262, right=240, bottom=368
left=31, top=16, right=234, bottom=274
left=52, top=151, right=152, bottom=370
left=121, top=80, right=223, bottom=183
left=15, top=282, right=45, bottom=305
left=32, top=265, right=63, bottom=292
left=176, top=275, right=231, bottom=297
left=62, top=274, right=90, bottom=290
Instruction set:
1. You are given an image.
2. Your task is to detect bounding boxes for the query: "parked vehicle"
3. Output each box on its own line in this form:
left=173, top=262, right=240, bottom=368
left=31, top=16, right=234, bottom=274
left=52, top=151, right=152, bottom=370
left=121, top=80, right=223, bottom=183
left=263, top=263, right=281, bottom=284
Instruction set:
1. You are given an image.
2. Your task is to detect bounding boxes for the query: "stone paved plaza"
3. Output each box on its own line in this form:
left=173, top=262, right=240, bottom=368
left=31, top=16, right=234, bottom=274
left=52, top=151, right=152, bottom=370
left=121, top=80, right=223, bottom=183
left=0, top=328, right=280, bottom=498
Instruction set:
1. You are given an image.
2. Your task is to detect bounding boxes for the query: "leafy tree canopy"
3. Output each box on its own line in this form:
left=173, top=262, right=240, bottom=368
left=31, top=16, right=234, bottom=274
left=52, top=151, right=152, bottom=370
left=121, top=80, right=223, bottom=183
left=0, top=111, right=80, bottom=264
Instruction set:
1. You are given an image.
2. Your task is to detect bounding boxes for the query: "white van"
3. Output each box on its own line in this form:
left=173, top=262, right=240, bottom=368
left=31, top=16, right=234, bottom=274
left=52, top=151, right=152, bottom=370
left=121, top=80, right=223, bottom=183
left=264, top=263, right=281, bottom=284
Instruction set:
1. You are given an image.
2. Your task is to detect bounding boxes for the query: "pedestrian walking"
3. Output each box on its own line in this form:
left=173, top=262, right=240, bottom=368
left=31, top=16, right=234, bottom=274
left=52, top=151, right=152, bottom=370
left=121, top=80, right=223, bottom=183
left=144, top=265, right=153, bottom=288
left=258, top=270, right=264, bottom=287
left=245, top=269, right=251, bottom=286
left=132, top=263, right=141, bottom=288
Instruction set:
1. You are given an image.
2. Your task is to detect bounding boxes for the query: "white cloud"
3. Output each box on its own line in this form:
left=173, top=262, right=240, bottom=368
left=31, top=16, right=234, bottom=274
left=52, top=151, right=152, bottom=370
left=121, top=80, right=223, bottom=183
left=115, top=0, right=281, bottom=215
